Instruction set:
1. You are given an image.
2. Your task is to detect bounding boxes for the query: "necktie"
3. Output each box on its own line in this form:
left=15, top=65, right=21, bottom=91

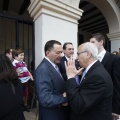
left=75, top=75, right=80, bottom=85
left=55, top=65, right=60, bottom=73
left=80, top=70, right=86, bottom=84
left=55, top=65, right=63, bottom=79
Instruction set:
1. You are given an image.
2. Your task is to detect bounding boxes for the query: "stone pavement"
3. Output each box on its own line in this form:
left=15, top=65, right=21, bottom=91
left=24, top=108, right=38, bottom=120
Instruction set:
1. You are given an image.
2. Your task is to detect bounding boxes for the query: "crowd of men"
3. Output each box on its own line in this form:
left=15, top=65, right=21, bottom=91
left=35, top=33, right=120, bottom=120
left=3, top=33, right=120, bottom=120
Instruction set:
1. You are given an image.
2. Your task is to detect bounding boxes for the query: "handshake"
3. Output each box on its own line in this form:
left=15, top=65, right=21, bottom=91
left=62, top=92, right=68, bottom=106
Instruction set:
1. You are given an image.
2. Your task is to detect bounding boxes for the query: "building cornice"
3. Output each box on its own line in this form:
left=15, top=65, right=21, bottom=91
left=28, top=0, right=83, bottom=24
left=107, top=32, right=120, bottom=41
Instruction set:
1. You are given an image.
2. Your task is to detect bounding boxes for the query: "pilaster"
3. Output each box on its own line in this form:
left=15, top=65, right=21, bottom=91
left=28, top=0, right=83, bottom=24
left=107, top=32, right=120, bottom=52
left=28, top=0, right=83, bottom=67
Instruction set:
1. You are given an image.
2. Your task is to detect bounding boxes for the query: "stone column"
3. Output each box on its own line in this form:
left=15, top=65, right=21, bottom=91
left=107, top=32, right=120, bottom=52
left=28, top=0, right=83, bottom=67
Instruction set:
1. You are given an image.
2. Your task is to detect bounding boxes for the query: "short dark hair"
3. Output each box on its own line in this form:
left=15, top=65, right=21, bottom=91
left=44, top=40, right=61, bottom=56
left=12, top=48, right=24, bottom=59
left=91, top=33, right=105, bottom=46
left=4, top=49, right=12, bottom=55
left=0, top=54, right=18, bottom=84
left=63, top=42, right=73, bottom=50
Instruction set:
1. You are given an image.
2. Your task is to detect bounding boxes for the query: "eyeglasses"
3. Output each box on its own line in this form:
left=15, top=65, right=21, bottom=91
left=68, top=48, right=74, bottom=50
left=77, top=51, right=87, bottom=56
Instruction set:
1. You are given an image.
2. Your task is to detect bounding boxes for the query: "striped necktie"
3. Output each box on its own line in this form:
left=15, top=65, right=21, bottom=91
left=55, top=65, right=63, bottom=79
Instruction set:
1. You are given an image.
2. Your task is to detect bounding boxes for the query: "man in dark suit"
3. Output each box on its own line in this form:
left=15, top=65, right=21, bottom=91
left=58, top=42, right=80, bottom=82
left=90, top=33, right=120, bottom=115
left=65, top=42, right=113, bottom=120
left=35, top=40, right=69, bottom=120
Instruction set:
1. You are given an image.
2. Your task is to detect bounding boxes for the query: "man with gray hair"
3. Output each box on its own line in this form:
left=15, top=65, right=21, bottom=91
left=65, top=42, right=113, bottom=120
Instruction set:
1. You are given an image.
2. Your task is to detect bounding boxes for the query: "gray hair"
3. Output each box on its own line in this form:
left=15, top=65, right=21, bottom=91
left=82, top=42, right=98, bottom=59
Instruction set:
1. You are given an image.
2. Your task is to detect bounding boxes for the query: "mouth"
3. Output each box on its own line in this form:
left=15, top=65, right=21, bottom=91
left=57, top=58, right=61, bottom=61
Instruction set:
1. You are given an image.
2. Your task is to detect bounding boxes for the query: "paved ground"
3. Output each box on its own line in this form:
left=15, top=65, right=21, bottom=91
left=24, top=108, right=38, bottom=120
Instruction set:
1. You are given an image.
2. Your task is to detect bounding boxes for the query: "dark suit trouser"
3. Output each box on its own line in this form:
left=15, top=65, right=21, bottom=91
left=39, top=106, right=70, bottom=120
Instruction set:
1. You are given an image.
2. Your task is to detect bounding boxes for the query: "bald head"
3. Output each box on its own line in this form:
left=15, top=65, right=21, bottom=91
left=77, top=42, right=98, bottom=68
left=78, top=42, right=98, bottom=58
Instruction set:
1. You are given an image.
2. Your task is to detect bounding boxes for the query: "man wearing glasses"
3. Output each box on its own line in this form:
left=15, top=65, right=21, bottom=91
left=65, top=42, right=113, bottom=120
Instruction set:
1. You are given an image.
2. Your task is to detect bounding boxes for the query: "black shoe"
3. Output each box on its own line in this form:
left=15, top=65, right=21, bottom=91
left=24, top=106, right=30, bottom=112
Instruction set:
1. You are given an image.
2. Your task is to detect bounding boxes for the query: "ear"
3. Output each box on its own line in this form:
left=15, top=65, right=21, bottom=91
left=14, top=55, right=17, bottom=59
left=63, top=50, right=65, bottom=54
left=46, top=51, right=50, bottom=56
left=100, top=40, right=103, bottom=45
left=86, top=51, right=91, bottom=58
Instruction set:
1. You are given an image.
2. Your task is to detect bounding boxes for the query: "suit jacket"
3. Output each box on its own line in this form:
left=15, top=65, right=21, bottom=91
left=58, top=56, right=80, bottom=81
left=66, top=61, right=113, bottom=120
left=101, top=51, right=120, bottom=114
left=35, top=58, right=69, bottom=120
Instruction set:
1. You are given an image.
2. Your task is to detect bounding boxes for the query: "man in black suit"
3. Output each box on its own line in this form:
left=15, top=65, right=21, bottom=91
left=35, top=40, right=69, bottom=120
left=90, top=33, right=120, bottom=115
left=58, top=42, right=80, bottom=82
left=65, top=42, right=113, bottom=120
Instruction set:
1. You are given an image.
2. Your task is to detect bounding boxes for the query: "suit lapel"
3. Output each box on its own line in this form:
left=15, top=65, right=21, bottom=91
left=80, top=61, right=101, bottom=85
left=63, top=56, right=67, bottom=61
left=44, top=58, right=64, bottom=82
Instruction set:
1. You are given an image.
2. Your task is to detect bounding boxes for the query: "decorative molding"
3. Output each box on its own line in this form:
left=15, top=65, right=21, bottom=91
left=30, top=0, right=34, bottom=3
left=28, top=0, right=83, bottom=24
left=107, top=32, right=120, bottom=41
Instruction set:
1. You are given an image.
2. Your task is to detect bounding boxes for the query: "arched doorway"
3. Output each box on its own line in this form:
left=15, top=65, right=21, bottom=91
left=73, top=0, right=120, bottom=51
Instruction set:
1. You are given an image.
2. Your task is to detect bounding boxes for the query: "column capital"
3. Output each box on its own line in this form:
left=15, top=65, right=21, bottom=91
left=28, top=0, right=83, bottom=24
left=107, top=32, right=120, bottom=41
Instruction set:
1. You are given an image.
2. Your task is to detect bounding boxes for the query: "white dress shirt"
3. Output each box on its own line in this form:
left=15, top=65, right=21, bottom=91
left=97, top=49, right=106, bottom=62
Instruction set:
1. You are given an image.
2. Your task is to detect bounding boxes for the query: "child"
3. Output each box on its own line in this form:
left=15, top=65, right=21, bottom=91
left=12, top=48, right=34, bottom=112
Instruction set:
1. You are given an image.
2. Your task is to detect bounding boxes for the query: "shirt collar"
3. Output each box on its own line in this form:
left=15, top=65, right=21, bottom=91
left=97, top=49, right=106, bottom=62
left=13, top=59, right=24, bottom=63
left=85, top=60, right=98, bottom=73
left=64, top=56, right=70, bottom=61
left=45, top=57, right=56, bottom=68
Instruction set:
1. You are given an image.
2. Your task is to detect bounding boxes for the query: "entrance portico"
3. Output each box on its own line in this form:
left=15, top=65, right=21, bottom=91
left=28, top=0, right=83, bottom=67
left=28, top=0, right=120, bottom=67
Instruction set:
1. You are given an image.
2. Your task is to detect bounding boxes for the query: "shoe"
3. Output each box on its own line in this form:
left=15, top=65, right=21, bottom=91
left=24, top=106, right=30, bottom=112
